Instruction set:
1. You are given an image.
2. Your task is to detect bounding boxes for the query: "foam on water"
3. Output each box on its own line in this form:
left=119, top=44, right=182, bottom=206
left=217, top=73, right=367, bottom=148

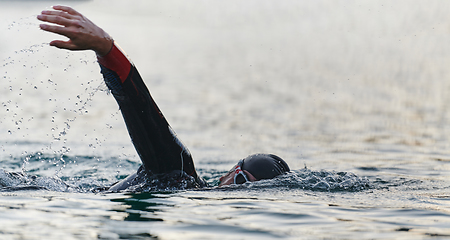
left=0, top=169, right=73, bottom=192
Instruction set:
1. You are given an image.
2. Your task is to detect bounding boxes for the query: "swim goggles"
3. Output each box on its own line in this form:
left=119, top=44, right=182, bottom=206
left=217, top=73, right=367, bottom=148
left=234, top=160, right=249, bottom=184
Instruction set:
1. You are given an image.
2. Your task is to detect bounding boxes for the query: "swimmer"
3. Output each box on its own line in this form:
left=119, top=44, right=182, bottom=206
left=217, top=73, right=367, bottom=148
left=37, top=6, right=290, bottom=190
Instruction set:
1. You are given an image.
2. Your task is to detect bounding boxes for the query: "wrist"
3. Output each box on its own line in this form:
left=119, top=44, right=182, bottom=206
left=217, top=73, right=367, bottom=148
left=94, top=33, right=114, bottom=57
left=97, top=42, right=132, bottom=83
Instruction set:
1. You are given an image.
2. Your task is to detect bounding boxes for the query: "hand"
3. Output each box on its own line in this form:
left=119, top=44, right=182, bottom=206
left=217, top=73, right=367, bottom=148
left=37, top=5, right=113, bottom=56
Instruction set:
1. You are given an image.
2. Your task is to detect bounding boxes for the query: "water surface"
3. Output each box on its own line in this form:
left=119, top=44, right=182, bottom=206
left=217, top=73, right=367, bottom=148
left=1, top=1, right=450, bottom=239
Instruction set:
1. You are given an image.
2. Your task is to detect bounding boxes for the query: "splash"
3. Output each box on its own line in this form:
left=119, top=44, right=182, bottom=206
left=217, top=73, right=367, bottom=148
left=119, top=170, right=204, bottom=193
left=224, top=167, right=372, bottom=192
left=1, top=39, right=110, bottom=174
left=0, top=169, right=74, bottom=192
left=0, top=151, right=373, bottom=193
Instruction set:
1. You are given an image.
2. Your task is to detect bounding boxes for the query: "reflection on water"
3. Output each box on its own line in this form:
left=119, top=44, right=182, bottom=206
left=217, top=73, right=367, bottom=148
left=110, top=192, right=168, bottom=222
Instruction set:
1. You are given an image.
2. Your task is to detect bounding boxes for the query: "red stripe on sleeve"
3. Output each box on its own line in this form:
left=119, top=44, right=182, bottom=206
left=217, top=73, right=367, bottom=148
left=97, top=43, right=131, bottom=83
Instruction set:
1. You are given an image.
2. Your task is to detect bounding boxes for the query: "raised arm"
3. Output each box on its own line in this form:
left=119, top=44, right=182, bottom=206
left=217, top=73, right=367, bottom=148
left=38, top=6, right=205, bottom=188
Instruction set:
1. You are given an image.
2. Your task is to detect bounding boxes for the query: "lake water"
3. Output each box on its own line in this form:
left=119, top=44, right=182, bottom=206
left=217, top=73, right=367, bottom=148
left=1, top=0, right=450, bottom=239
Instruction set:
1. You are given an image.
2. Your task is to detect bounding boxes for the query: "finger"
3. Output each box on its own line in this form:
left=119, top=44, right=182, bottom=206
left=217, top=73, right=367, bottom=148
left=37, top=14, right=74, bottom=27
left=40, top=10, right=76, bottom=20
left=39, top=24, right=74, bottom=39
left=50, top=40, right=79, bottom=50
left=52, top=5, right=82, bottom=16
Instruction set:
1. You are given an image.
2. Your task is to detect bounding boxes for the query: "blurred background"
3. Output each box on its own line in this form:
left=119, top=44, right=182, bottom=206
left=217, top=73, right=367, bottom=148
left=1, top=0, right=450, bottom=174
left=2, top=2, right=450, bottom=239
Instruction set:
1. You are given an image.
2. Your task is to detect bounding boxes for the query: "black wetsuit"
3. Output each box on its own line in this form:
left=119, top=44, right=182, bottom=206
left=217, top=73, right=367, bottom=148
left=97, top=43, right=206, bottom=191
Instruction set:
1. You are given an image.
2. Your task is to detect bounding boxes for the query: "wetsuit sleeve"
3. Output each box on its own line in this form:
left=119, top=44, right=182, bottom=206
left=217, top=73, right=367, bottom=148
left=97, top=43, right=199, bottom=180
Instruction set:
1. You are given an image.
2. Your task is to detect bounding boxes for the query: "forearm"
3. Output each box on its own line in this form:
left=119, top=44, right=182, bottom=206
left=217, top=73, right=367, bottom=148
left=97, top=43, right=132, bottom=85
left=97, top=44, right=199, bottom=178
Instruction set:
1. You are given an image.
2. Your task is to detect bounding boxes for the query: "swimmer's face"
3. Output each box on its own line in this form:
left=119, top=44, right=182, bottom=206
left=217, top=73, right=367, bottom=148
left=218, top=164, right=257, bottom=187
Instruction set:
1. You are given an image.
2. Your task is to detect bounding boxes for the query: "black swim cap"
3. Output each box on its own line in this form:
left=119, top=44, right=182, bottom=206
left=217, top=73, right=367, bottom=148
left=240, top=154, right=290, bottom=181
